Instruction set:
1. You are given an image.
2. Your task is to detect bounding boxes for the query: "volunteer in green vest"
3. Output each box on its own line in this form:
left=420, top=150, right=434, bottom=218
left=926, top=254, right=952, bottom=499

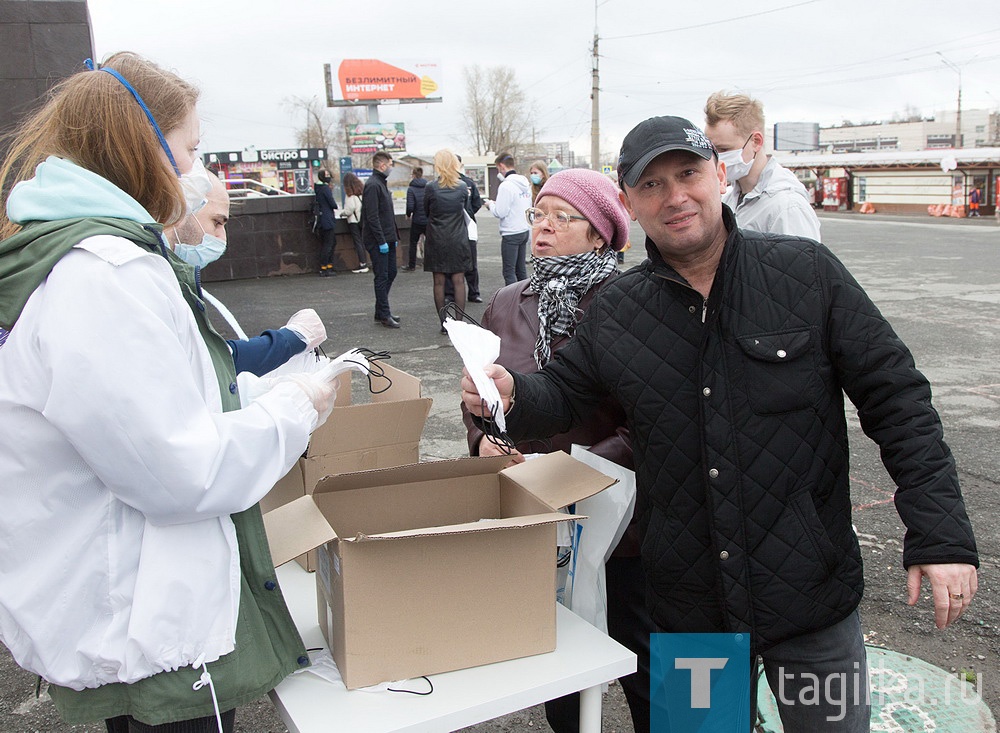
left=0, top=52, right=337, bottom=733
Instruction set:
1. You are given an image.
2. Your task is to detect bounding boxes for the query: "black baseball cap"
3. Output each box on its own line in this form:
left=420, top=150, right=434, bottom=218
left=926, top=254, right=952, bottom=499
left=617, top=116, right=717, bottom=188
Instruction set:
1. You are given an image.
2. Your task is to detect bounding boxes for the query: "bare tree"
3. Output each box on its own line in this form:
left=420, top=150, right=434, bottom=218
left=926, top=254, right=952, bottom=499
left=285, top=96, right=337, bottom=151
left=284, top=96, right=365, bottom=169
left=463, top=65, right=532, bottom=158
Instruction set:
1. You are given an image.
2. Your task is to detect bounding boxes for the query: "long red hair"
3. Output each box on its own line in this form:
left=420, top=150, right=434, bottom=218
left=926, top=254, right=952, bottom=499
left=0, top=52, right=199, bottom=238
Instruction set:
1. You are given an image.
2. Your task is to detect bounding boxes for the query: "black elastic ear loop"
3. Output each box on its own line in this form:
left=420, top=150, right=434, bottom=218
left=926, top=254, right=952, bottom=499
left=387, top=676, right=434, bottom=696
left=439, top=301, right=484, bottom=328
left=348, top=348, right=392, bottom=394
left=478, top=395, right=516, bottom=455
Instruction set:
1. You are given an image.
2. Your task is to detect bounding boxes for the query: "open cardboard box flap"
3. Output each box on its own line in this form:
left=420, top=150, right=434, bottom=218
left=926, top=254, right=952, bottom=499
left=313, top=363, right=430, bottom=456
left=263, top=494, right=338, bottom=567
left=347, top=513, right=572, bottom=542
left=263, top=450, right=616, bottom=568
left=503, top=450, right=619, bottom=510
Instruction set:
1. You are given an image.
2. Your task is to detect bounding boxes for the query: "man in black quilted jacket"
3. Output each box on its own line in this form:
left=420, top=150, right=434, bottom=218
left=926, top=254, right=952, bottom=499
left=462, top=116, right=978, bottom=731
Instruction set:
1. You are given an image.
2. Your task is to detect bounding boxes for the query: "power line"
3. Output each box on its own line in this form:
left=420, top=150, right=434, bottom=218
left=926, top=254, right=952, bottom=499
left=603, top=0, right=821, bottom=41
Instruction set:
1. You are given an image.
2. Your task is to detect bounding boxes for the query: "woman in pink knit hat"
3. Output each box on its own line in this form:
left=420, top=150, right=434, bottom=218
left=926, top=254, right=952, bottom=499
left=461, top=167, right=652, bottom=733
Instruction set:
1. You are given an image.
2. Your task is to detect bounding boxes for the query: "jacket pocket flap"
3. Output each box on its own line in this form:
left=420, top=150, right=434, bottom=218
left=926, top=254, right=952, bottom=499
left=738, top=328, right=811, bottom=362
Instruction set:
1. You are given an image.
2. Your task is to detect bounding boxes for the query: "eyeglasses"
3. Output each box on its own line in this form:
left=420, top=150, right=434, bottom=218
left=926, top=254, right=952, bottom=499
left=525, top=207, right=588, bottom=230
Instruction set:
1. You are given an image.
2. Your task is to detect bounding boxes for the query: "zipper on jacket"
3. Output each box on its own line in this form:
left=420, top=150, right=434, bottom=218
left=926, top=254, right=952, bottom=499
left=702, top=297, right=708, bottom=324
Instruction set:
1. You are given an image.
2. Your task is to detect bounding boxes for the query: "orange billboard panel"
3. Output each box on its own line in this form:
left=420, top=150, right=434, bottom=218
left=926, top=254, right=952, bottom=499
left=336, top=59, right=441, bottom=102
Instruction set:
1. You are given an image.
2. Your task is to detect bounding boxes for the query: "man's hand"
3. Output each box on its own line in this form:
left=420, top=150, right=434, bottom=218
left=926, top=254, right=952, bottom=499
left=907, top=563, right=978, bottom=629
left=284, top=308, right=326, bottom=350
left=461, top=365, right=514, bottom=418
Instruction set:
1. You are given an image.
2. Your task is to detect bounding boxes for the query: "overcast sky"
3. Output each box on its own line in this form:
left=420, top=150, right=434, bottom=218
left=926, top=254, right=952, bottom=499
left=87, top=0, right=1000, bottom=162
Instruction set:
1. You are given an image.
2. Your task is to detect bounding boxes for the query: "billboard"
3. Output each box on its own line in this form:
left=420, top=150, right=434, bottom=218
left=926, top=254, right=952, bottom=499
left=326, top=59, right=441, bottom=104
left=348, top=123, right=407, bottom=155
left=773, top=122, right=820, bottom=152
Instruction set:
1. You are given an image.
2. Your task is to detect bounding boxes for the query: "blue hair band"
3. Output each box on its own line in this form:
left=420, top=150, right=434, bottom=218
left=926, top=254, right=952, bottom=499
left=84, top=57, right=180, bottom=175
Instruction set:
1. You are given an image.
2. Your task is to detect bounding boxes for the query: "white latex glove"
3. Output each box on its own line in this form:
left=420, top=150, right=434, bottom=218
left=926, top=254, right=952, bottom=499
left=284, top=308, right=327, bottom=350
left=281, top=372, right=337, bottom=429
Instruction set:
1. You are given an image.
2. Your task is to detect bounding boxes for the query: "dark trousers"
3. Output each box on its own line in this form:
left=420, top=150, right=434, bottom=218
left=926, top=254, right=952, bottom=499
left=544, top=555, right=653, bottom=733
left=443, top=239, right=480, bottom=301
left=366, top=241, right=397, bottom=320
left=755, top=610, right=870, bottom=731
left=500, top=231, right=529, bottom=285
left=347, top=222, right=367, bottom=266
left=106, top=710, right=235, bottom=733
left=407, top=222, right=426, bottom=268
left=319, top=227, right=336, bottom=268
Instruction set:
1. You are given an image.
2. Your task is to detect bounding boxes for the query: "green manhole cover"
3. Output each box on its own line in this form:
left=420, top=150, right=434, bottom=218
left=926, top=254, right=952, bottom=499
left=756, top=646, right=995, bottom=732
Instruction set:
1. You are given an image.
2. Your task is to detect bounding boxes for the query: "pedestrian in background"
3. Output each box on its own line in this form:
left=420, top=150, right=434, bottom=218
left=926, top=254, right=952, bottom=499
left=486, top=152, right=532, bottom=285
left=424, top=149, right=471, bottom=333
left=445, top=154, right=485, bottom=305
left=528, top=159, right=549, bottom=204
left=969, top=185, right=982, bottom=217
left=361, top=151, right=400, bottom=328
left=403, top=166, right=428, bottom=270
left=0, top=51, right=336, bottom=733
left=314, top=168, right=338, bottom=276
left=463, top=168, right=654, bottom=733
left=458, top=154, right=484, bottom=302
left=704, top=91, right=821, bottom=241
left=341, top=171, right=368, bottom=273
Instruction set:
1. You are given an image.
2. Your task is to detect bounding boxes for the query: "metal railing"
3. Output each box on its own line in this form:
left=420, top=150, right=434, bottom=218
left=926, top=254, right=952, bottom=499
left=222, top=178, right=292, bottom=198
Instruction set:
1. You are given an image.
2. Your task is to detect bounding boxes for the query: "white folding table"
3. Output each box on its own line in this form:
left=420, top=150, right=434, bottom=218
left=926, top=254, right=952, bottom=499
left=269, top=562, right=636, bottom=733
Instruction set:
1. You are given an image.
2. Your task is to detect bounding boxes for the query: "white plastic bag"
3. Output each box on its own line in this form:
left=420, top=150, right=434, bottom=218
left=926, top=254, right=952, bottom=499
left=563, top=445, right=636, bottom=634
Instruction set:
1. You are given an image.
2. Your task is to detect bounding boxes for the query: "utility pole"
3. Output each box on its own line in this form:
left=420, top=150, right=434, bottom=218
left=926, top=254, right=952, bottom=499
left=937, top=52, right=963, bottom=148
left=590, top=1, right=600, bottom=171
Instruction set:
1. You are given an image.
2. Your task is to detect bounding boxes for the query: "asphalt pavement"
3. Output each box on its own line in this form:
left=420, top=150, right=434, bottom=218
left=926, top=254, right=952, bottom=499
left=1, top=211, right=998, bottom=732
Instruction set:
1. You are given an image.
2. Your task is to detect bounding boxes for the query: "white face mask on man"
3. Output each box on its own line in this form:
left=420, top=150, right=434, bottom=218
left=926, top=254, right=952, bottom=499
left=179, top=158, right=214, bottom=215
left=718, top=134, right=756, bottom=184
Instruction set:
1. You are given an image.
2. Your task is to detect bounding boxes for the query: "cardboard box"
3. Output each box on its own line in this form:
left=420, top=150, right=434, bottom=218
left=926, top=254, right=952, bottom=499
left=263, top=450, right=616, bottom=689
left=260, top=362, right=432, bottom=570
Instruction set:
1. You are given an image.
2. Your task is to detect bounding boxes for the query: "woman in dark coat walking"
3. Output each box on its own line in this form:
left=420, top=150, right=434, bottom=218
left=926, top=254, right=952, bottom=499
left=423, top=149, right=471, bottom=332
left=314, top=168, right=338, bottom=276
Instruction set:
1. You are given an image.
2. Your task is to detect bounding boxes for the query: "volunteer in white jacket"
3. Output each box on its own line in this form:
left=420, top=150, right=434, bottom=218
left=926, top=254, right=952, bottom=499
left=704, top=91, right=822, bottom=241
left=0, top=52, right=335, bottom=733
left=485, top=152, right=532, bottom=285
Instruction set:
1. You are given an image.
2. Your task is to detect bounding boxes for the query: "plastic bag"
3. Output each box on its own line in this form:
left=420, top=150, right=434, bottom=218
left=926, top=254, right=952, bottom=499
left=563, top=445, right=636, bottom=634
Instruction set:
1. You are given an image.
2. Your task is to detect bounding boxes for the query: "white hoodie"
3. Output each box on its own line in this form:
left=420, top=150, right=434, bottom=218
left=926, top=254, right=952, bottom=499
left=489, top=172, right=532, bottom=235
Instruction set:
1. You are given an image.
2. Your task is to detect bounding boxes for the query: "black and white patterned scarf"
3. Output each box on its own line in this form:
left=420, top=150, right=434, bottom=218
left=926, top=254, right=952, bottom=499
left=529, top=249, right=619, bottom=368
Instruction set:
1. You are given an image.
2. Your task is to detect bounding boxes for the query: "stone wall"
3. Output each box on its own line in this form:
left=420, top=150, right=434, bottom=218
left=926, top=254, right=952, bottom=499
left=202, top=194, right=412, bottom=283
left=0, top=0, right=93, bottom=144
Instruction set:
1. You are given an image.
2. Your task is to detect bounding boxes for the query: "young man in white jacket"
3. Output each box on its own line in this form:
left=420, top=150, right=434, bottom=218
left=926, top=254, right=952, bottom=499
left=704, top=91, right=821, bottom=242
left=486, top=153, right=532, bottom=285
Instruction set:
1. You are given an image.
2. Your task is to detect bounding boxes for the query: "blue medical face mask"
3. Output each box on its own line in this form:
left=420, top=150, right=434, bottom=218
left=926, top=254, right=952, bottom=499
left=174, top=233, right=227, bottom=268
left=530, top=173, right=543, bottom=186
left=173, top=216, right=227, bottom=268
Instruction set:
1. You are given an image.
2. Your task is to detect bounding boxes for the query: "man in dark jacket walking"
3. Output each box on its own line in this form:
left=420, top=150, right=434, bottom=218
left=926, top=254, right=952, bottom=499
left=463, top=116, right=978, bottom=731
left=314, top=168, right=338, bottom=276
left=403, top=167, right=427, bottom=271
left=362, top=152, right=400, bottom=328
